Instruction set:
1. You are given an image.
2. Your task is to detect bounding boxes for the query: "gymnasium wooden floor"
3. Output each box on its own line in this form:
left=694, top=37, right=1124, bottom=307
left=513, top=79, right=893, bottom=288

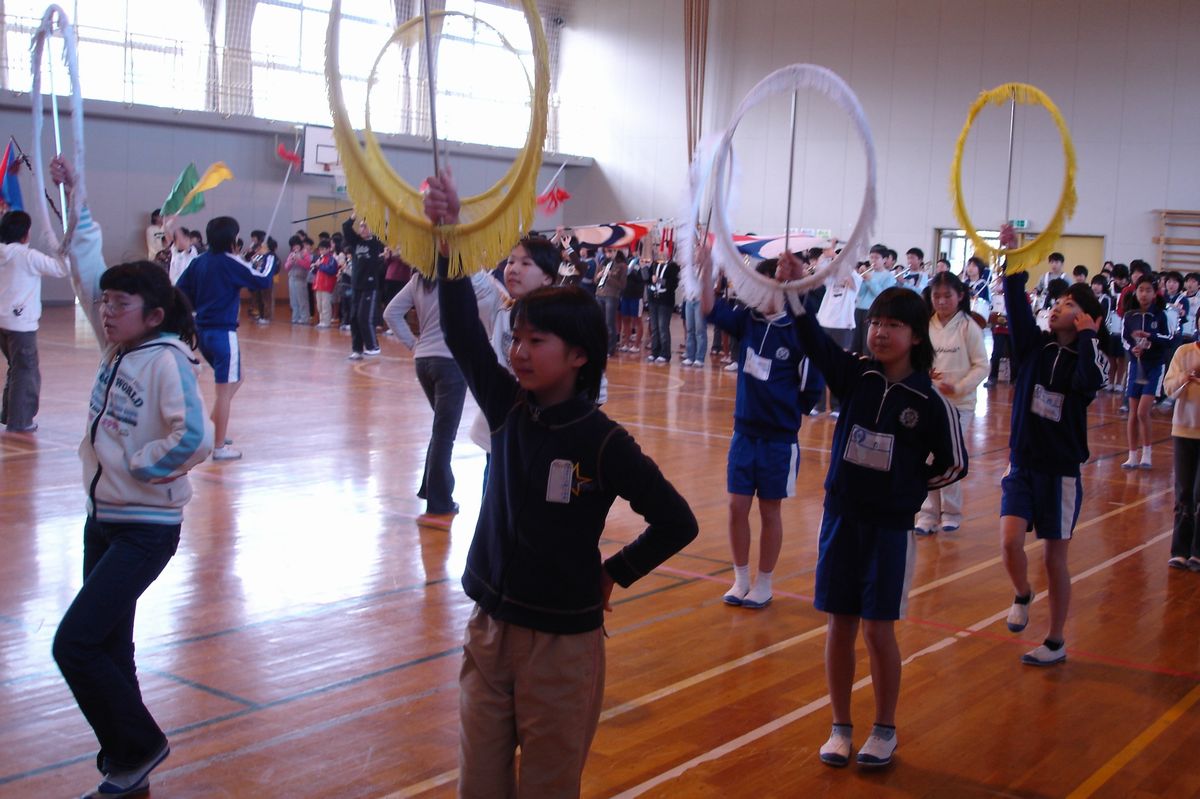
left=2, top=304, right=1199, bottom=799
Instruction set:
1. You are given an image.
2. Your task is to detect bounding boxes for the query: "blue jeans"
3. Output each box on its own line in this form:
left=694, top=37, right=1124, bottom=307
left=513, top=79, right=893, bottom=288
left=53, top=517, right=179, bottom=772
left=684, top=300, right=707, bottom=363
left=598, top=295, right=620, bottom=355
left=649, top=302, right=673, bottom=360
left=288, top=272, right=310, bottom=323
left=415, top=357, right=467, bottom=513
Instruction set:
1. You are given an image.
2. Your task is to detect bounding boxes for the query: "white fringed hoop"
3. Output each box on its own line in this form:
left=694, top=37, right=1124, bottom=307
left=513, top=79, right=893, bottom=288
left=30, top=4, right=86, bottom=253
left=682, top=64, right=877, bottom=311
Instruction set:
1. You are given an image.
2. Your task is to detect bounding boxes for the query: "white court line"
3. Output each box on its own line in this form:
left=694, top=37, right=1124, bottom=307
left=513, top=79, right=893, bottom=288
left=381, top=491, right=1171, bottom=798
left=611, top=528, right=1173, bottom=798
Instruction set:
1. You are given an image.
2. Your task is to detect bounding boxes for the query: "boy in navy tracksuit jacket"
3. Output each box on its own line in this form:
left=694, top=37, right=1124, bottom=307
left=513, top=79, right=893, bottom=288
left=998, top=236, right=1108, bottom=668
left=175, top=216, right=279, bottom=461
left=702, top=257, right=822, bottom=608
left=426, top=172, right=697, bottom=798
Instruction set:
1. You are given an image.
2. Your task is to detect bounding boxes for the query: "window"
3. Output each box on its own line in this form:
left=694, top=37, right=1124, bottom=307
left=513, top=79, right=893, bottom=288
left=3, top=0, right=208, bottom=110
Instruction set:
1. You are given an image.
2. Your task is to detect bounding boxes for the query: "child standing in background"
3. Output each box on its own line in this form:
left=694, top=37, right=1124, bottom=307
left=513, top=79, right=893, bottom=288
left=1164, top=334, right=1200, bottom=572
left=915, top=272, right=988, bottom=535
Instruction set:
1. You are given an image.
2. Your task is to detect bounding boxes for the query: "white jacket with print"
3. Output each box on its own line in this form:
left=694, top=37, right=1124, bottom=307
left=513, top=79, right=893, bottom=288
left=80, top=334, right=214, bottom=525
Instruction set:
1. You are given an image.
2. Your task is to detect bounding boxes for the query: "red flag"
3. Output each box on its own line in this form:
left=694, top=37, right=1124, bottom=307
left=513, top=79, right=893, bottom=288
left=276, top=143, right=302, bottom=169
left=536, top=186, right=571, bottom=215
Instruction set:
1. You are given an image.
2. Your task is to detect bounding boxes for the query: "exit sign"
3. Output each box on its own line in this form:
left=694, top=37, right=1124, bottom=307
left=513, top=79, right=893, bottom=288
left=1009, top=219, right=1030, bottom=229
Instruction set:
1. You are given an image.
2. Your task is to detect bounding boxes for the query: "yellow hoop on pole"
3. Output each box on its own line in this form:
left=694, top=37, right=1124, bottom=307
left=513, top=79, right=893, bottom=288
left=326, top=1, right=549, bottom=277
left=950, top=83, right=1077, bottom=275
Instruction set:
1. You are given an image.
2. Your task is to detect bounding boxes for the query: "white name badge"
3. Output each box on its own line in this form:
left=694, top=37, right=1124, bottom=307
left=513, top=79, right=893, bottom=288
left=1031, top=384, right=1064, bottom=422
left=546, top=459, right=574, bottom=504
left=844, top=424, right=894, bottom=472
left=744, top=349, right=772, bottom=381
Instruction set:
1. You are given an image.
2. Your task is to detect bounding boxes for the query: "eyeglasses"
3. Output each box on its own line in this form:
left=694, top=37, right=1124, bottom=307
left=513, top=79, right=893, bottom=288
left=95, top=299, right=144, bottom=315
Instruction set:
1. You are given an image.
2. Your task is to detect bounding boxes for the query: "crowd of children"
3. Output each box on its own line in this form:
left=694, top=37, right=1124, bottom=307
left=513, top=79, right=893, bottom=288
left=9, top=170, right=1200, bottom=795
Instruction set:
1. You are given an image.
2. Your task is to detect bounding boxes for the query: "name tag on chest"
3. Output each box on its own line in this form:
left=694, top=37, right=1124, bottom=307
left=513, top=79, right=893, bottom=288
left=844, top=424, right=894, bottom=472
left=1031, top=384, right=1064, bottom=422
left=546, top=459, right=574, bottom=504
left=744, top=349, right=772, bottom=381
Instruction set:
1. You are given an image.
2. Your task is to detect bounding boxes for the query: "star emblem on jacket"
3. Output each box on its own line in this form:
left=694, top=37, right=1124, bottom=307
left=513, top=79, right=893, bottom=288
left=899, top=407, right=919, bottom=429
left=571, top=462, right=593, bottom=496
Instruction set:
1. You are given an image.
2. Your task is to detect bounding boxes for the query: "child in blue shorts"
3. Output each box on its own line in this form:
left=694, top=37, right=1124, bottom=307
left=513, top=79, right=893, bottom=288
left=175, top=216, right=279, bottom=461
left=997, top=226, right=1108, bottom=668
left=786, top=253, right=968, bottom=769
left=699, top=252, right=821, bottom=608
left=1121, top=275, right=1171, bottom=469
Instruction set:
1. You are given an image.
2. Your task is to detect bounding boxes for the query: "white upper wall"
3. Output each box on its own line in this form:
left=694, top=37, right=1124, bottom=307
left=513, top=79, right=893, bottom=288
left=560, top=0, right=1200, bottom=264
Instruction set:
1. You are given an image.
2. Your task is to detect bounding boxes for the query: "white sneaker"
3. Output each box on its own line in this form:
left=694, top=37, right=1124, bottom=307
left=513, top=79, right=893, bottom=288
left=212, top=445, right=242, bottom=462
left=1006, top=592, right=1033, bottom=632
left=819, top=730, right=852, bottom=768
left=682, top=358, right=694, bottom=366
left=364, top=348, right=381, bottom=356
left=1021, top=643, right=1066, bottom=666
left=691, top=360, right=704, bottom=368
left=1121, top=456, right=1141, bottom=469
left=724, top=361, right=738, bottom=372
left=655, top=356, right=668, bottom=363
left=347, top=352, right=364, bottom=360
left=855, top=731, right=896, bottom=767
left=829, top=409, right=840, bottom=418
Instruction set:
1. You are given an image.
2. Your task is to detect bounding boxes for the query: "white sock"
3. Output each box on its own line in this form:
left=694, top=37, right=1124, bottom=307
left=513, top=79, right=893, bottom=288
left=744, top=570, right=773, bottom=605
left=1125, top=449, right=1140, bottom=464
left=1142, top=445, right=1153, bottom=463
left=725, top=564, right=750, bottom=601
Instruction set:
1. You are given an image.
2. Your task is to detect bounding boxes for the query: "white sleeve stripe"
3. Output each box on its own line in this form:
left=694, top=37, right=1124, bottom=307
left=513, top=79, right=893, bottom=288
left=927, top=391, right=967, bottom=488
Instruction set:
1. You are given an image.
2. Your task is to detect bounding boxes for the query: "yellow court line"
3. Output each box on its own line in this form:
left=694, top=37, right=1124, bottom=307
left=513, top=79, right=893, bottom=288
left=1066, top=682, right=1200, bottom=799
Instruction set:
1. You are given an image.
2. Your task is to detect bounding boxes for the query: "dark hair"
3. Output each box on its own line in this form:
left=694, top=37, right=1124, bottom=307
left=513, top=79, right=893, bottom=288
left=755, top=258, right=778, bottom=278
left=0, top=211, right=32, bottom=243
left=866, top=287, right=934, bottom=373
left=266, top=237, right=278, bottom=253
left=1049, top=252, right=1065, bottom=264
left=1186, top=273, right=1200, bottom=284
left=1072, top=265, right=1089, bottom=278
left=514, top=235, right=560, bottom=280
left=613, top=250, right=628, bottom=265
left=869, top=244, right=888, bottom=257
left=1090, top=274, right=1109, bottom=293
left=807, top=247, right=824, bottom=261
left=937, top=258, right=952, bottom=271
left=1163, top=271, right=1184, bottom=288
left=1111, top=262, right=1129, bottom=280
left=1066, top=283, right=1103, bottom=321
left=1047, top=277, right=1070, bottom=302
left=886, top=249, right=898, bottom=262
left=206, top=216, right=239, bottom=254
left=288, top=235, right=302, bottom=249
left=250, top=229, right=266, bottom=244
left=907, top=247, right=924, bottom=260
left=99, top=261, right=197, bottom=349
left=925, top=271, right=971, bottom=317
left=318, top=239, right=331, bottom=250
left=1129, top=259, right=1152, bottom=278
left=1122, top=275, right=1165, bottom=313
left=510, top=286, right=607, bottom=401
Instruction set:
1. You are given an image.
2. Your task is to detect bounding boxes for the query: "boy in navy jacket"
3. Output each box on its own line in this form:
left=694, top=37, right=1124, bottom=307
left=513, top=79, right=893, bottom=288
left=700, top=253, right=822, bottom=609
left=425, top=172, right=697, bottom=798
left=998, top=225, right=1108, bottom=667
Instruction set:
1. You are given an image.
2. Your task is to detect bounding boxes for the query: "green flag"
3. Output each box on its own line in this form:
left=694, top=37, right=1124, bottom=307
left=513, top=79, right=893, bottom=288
left=162, top=163, right=203, bottom=217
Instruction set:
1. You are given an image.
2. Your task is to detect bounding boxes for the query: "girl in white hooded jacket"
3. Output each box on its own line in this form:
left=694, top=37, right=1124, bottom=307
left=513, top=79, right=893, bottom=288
left=55, top=261, right=213, bottom=799
left=915, top=272, right=988, bottom=534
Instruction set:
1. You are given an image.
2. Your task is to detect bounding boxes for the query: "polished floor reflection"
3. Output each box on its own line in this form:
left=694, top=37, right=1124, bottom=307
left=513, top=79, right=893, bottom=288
left=1, top=306, right=1197, bottom=798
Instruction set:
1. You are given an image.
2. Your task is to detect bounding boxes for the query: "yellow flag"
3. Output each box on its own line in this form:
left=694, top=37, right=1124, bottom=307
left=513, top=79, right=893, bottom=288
left=177, top=162, right=233, bottom=212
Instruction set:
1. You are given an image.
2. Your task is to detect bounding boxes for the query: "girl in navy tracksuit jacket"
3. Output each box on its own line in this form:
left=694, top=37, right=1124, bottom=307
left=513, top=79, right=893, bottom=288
left=999, top=259, right=1108, bottom=670
left=1122, top=275, right=1171, bottom=469
left=790, top=273, right=967, bottom=770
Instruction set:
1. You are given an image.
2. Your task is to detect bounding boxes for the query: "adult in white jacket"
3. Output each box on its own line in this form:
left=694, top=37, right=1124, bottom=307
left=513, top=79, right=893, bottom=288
left=56, top=262, right=213, bottom=799
left=0, top=209, right=69, bottom=431
left=916, top=272, right=988, bottom=534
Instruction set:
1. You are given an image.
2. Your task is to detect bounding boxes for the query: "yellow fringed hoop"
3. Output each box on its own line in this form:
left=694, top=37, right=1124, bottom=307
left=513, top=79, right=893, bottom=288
left=950, top=83, right=1077, bottom=275
left=326, top=0, right=549, bottom=277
